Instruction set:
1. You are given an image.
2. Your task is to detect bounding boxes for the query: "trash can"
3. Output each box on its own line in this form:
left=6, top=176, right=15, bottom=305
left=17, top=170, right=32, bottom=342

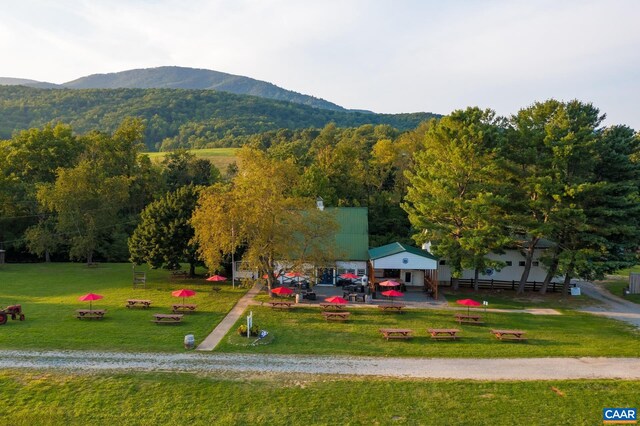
left=184, top=334, right=195, bottom=349
left=295, top=294, right=302, bottom=304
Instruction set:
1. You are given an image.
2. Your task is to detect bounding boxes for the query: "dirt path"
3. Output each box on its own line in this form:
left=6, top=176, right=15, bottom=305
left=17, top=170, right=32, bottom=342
left=578, top=281, right=640, bottom=328
left=0, top=350, right=639, bottom=380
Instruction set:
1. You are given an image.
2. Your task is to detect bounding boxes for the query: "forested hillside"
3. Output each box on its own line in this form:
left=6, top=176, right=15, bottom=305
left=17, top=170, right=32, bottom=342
left=0, top=85, right=437, bottom=150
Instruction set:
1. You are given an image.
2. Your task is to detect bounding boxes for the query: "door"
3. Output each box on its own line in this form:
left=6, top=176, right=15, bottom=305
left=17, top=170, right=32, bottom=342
left=404, top=271, right=412, bottom=285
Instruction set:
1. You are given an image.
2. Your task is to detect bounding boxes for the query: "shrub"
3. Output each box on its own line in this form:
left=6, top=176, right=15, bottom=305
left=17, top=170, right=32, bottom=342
left=237, top=324, right=260, bottom=336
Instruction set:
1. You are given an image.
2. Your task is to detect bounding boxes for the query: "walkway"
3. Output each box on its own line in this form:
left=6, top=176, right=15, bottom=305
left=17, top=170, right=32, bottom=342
left=196, top=282, right=262, bottom=351
left=0, top=350, right=638, bottom=380
left=579, top=281, right=640, bottom=328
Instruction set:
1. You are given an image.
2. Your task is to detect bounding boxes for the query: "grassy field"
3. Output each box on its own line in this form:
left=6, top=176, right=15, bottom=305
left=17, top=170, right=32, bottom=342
left=1, top=263, right=638, bottom=357
left=217, top=303, right=640, bottom=358
left=0, top=369, right=637, bottom=425
left=0, top=263, right=247, bottom=352
left=145, top=147, right=239, bottom=171
left=441, top=288, right=595, bottom=310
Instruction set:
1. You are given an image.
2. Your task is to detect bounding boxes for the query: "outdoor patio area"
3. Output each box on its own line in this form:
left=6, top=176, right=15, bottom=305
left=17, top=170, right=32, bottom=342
left=282, top=284, right=446, bottom=307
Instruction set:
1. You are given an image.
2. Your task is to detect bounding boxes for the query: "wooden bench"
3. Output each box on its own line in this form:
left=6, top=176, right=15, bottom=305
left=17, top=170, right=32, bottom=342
left=319, top=303, right=347, bottom=311
left=125, top=299, right=152, bottom=309
left=172, top=304, right=197, bottom=313
left=379, top=328, right=413, bottom=340
left=321, top=311, right=351, bottom=321
left=378, top=303, right=406, bottom=313
left=491, top=329, right=527, bottom=341
left=455, top=313, right=485, bottom=324
left=152, top=313, right=183, bottom=324
left=76, top=309, right=106, bottom=320
left=269, top=301, right=293, bottom=310
left=427, top=328, right=460, bottom=340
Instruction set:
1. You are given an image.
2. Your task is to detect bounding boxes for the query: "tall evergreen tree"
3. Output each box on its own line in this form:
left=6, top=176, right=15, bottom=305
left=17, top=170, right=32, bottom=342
left=403, top=108, right=509, bottom=290
left=128, top=185, right=202, bottom=275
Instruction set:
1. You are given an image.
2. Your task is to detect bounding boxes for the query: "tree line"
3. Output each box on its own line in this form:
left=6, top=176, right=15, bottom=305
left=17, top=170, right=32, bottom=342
left=0, top=85, right=437, bottom=151
left=2, top=99, right=638, bottom=294
left=403, top=101, right=640, bottom=294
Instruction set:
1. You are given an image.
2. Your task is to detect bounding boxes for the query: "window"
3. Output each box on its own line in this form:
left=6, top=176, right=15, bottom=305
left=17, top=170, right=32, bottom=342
left=519, top=261, right=526, bottom=267
left=439, top=260, right=446, bottom=265
left=505, top=261, right=512, bottom=266
left=404, top=272, right=412, bottom=283
left=383, top=269, right=400, bottom=278
left=532, top=261, right=539, bottom=267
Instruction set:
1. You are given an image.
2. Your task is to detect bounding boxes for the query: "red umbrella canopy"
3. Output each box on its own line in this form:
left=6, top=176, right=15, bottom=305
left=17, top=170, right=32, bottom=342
left=379, top=280, right=401, bottom=287
left=285, top=272, right=304, bottom=278
left=339, top=273, right=359, bottom=280
left=271, top=286, right=294, bottom=295
left=456, top=299, right=481, bottom=307
left=381, top=289, right=404, bottom=297
left=324, top=296, right=348, bottom=304
left=172, top=288, right=196, bottom=305
left=206, top=275, right=227, bottom=282
left=78, top=293, right=103, bottom=301
left=172, top=289, right=196, bottom=298
left=78, top=293, right=103, bottom=310
left=457, top=298, right=481, bottom=314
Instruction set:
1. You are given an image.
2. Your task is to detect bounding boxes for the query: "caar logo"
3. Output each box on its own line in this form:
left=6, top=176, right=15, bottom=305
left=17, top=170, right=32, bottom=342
left=603, top=408, right=637, bottom=424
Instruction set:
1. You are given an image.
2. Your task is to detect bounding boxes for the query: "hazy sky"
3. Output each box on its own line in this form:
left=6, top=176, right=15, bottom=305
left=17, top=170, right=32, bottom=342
left=1, top=0, right=638, bottom=128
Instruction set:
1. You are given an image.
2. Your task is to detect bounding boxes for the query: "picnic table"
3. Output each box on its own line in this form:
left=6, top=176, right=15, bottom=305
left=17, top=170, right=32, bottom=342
left=170, top=270, right=188, bottom=280
left=172, top=304, right=197, bottom=314
left=427, top=328, right=460, bottom=340
left=76, top=309, right=106, bottom=320
left=379, top=328, right=413, bottom=340
left=319, top=303, right=347, bottom=311
left=378, top=303, right=406, bottom=313
left=152, top=313, right=183, bottom=324
left=491, top=329, right=527, bottom=341
left=321, top=311, right=351, bottom=321
left=269, top=301, right=293, bottom=310
left=455, top=313, right=485, bottom=324
left=125, top=299, right=152, bottom=309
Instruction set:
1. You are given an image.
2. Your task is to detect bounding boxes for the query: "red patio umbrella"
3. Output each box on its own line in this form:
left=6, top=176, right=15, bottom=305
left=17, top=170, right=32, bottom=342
left=206, top=275, right=227, bottom=282
left=339, top=273, right=359, bottom=280
left=456, top=298, right=482, bottom=315
left=381, top=289, right=404, bottom=303
left=78, top=293, right=103, bottom=311
left=172, top=288, right=196, bottom=305
left=324, top=296, right=348, bottom=304
left=271, top=286, right=293, bottom=297
left=379, top=280, right=401, bottom=287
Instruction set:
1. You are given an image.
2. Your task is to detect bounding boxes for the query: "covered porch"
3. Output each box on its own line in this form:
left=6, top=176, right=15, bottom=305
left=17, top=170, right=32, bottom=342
left=367, top=242, right=439, bottom=299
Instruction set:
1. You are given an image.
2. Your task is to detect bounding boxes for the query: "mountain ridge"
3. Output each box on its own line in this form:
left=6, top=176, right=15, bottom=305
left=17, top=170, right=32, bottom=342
left=0, top=66, right=349, bottom=111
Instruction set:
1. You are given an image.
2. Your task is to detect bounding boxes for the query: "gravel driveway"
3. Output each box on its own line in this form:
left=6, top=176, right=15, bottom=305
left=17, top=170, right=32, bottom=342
left=579, top=281, right=640, bottom=328
left=1, top=350, right=639, bottom=380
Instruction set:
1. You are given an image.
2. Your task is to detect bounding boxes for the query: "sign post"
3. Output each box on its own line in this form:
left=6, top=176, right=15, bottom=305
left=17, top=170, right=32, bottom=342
left=247, top=311, right=253, bottom=338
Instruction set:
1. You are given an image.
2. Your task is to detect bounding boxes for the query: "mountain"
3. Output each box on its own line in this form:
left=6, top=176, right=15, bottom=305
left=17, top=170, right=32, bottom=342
left=61, top=66, right=347, bottom=111
left=0, top=85, right=439, bottom=151
left=0, top=77, right=60, bottom=89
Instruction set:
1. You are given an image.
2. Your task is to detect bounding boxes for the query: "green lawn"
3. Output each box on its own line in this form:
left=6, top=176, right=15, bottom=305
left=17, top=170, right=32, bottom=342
left=0, top=370, right=636, bottom=425
left=0, top=263, right=247, bottom=352
left=441, top=288, right=594, bottom=310
left=216, top=304, right=639, bottom=358
left=145, top=148, right=239, bottom=171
